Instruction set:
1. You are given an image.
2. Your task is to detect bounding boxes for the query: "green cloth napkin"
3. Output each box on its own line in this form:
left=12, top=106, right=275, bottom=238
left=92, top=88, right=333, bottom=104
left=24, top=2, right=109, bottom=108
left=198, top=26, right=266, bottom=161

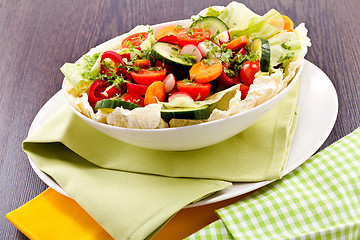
left=187, top=128, right=360, bottom=240
left=24, top=140, right=231, bottom=240
left=23, top=79, right=300, bottom=182
left=22, top=79, right=299, bottom=240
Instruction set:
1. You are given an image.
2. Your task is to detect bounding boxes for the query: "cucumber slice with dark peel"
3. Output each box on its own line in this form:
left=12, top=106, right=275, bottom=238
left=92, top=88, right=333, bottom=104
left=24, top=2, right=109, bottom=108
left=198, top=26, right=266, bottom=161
left=151, top=42, right=194, bottom=69
left=95, top=99, right=141, bottom=111
left=161, top=105, right=211, bottom=120
left=190, top=16, right=229, bottom=37
left=250, top=38, right=271, bottom=72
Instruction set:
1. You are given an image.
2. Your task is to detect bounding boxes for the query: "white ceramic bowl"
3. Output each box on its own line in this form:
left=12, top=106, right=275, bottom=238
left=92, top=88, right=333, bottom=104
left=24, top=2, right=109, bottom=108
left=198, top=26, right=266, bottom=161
left=62, top=20, right=303, bottom=151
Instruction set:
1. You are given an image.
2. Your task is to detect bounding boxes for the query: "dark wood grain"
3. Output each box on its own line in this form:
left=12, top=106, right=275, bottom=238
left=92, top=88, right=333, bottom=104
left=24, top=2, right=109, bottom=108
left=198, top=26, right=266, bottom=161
left=1, top=0, right=359, bottom=239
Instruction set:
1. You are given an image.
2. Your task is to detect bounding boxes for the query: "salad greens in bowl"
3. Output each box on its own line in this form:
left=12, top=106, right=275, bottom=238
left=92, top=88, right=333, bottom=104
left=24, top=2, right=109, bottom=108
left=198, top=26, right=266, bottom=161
left=61, top=2, right=310, bottom=151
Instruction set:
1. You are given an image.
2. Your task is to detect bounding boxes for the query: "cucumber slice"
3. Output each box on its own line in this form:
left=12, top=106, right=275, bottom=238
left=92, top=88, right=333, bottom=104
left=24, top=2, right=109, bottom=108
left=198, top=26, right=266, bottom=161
left=161, top=105, right=211, bottom=120
left=94, top=99, right=141, bottom=111
left=190, top=16, right=229, bottom=37
left=151, top=42, right=194, bottom=69
left=250, top=38, right=271, bottom=72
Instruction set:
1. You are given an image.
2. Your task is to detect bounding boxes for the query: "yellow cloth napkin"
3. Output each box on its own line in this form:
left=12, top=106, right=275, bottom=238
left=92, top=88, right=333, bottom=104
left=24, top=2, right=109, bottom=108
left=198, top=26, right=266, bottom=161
left=6, top=188, right=114, bottom=240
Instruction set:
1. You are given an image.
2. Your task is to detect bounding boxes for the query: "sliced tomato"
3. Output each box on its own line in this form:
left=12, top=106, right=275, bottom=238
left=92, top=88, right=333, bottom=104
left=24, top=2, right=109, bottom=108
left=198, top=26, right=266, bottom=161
left=176, top=81, right=211, bottom=101
left=240, top=60, right=260, bottom=86
left=239, top=83, right=249, bottom=100
left=121, top=32, right=149, bottom=50
left=121, top=93, right=144, bottom=107
left=217, top=72, right=240, bottom=88
left=130, top=67, right=167, bottom=86
left=88, top=79, right=110, bottom=108
left=176, top=28, right=211, bottom=47
left=126, top=82, right=148, bottom=95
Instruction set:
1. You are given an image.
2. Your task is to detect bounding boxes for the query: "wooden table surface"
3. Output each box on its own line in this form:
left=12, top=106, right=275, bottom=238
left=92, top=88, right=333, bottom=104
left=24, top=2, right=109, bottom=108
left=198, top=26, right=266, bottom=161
left=1, top=0, right=359, bottom=239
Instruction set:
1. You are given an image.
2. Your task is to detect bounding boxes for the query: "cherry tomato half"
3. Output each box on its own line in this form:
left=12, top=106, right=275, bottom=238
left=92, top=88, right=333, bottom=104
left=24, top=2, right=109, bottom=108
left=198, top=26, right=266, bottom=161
left=88, top=79, right=110, bottom=108
left=240, top=60, right=260, bottom=86
left=121, top=32, right=149, bottom=50
left=176, top=81, right=211, bottom=101
left=176, top=28, right=211, bottom=47
left=130, top=67, right=167, bottom=86
left=217, top=72, right=240, bottom=88
left=121, top=93, right=144, bottom=107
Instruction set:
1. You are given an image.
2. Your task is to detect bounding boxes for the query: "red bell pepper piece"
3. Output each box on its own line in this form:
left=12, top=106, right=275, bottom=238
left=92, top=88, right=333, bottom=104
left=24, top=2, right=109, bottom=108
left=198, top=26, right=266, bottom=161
left=100, top=85, right=120, bottom=99
left=100, top=51, right=132, bottom=80
left=88, top=79, right=110, bottom=108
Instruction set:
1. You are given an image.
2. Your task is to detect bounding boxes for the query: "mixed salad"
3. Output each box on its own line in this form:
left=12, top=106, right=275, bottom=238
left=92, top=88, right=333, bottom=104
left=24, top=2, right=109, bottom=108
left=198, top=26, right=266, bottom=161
left=61, top=2, right=310, bottom=129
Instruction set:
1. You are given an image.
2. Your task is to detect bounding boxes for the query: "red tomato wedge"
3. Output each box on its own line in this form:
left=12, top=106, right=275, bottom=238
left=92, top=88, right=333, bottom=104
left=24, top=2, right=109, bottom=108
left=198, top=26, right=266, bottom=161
left=144, top=81, right=166, bottom=105
left=121, top=32, right=149, bottom=50
left=176, top=28, right=211, bottom=47
left=176, top=81, right=211, bottom=101
left=130, top=67, right=167, bottom=86
left=121, top=93, right=144, bottom=107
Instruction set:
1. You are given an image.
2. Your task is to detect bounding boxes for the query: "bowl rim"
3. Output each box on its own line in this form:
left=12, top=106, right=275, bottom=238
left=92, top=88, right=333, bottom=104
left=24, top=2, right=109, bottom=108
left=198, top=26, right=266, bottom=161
left=62, top=19, right=304, bottom=133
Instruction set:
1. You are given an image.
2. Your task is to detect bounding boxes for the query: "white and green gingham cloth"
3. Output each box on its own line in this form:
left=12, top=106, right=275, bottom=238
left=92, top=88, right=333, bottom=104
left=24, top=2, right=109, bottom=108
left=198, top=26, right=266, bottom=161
left=187, top=128, right=360, bottom=240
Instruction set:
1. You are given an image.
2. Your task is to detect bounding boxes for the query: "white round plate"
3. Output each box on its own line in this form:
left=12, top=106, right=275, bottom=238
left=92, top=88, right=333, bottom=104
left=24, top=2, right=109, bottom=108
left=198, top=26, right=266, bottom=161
left=27, top=60, right=338, bottom=207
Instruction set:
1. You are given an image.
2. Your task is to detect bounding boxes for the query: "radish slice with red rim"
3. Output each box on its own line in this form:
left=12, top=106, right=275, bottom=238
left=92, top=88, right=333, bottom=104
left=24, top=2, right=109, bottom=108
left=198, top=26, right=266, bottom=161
left=168, top=92, right=194, bottom=102
left=216, top=30, right=230, bottom=45
left=198, top=41, right=221, bottom=58
left=162, top=73, right=176, bottom=93
left=180, top=44, right=202, bottom=62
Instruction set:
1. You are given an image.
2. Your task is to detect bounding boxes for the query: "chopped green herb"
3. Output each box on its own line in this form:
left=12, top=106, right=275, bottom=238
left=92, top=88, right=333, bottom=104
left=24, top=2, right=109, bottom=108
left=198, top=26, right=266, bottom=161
left=147, top=27, right=154, bottom=35
left=186, top=28, right=194, bottom=36
left=281, top=43, right=292, bottom=50
left=278, top=52, right=295, bottom=63
left=175, top=25, right=183, bottom=30
left=202, top=59, right=215, bottom=66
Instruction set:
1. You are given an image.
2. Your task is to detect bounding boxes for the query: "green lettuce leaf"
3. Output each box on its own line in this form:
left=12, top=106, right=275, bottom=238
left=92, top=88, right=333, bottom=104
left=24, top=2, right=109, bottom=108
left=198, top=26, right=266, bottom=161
left=217, top=1, right=259, bottom=30
left=229, top=9, right=282, bottom=40
left=268, top=31, right=302, bottom=67
left=60, top=63, right=93, bottom=93
left=60, top=52, right=101, bottom=92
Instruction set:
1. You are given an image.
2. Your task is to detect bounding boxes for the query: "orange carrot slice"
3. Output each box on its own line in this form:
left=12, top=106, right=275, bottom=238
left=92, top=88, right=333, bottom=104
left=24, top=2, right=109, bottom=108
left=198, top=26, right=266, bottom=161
left=189, top=59, right=223, bottom=83
left=133, top=59, right=151, bottom=67
left=144, top=81, right=166, bottom=105
left=156, top=25, right=182, bottom=41
left=225, top=35, right=248, bottom=51
left=282, top=15, right=294, bottom=31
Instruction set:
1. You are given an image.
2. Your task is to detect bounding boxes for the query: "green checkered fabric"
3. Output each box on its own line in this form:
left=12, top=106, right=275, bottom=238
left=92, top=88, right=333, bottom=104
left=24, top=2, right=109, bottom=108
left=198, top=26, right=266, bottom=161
left=187, top=128, right=360, bottom=240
